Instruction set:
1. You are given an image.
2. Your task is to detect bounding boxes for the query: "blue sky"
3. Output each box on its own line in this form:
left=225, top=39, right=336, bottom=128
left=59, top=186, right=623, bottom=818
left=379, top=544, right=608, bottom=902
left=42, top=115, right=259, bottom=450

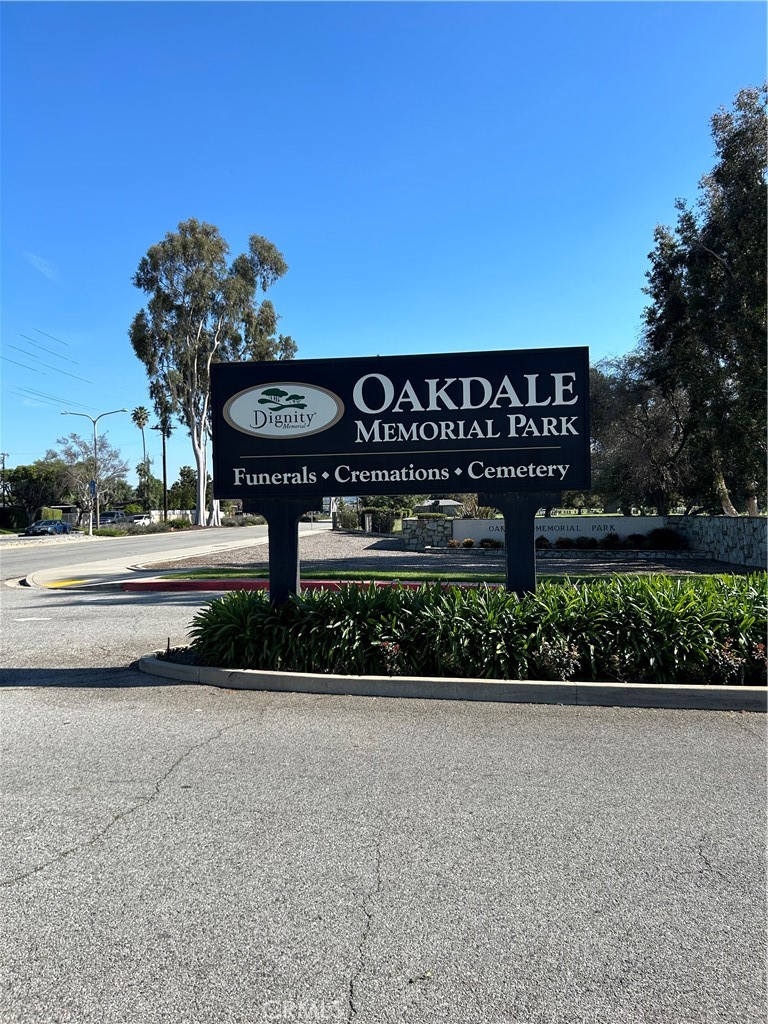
left=1, top=0, right=765, bottom=488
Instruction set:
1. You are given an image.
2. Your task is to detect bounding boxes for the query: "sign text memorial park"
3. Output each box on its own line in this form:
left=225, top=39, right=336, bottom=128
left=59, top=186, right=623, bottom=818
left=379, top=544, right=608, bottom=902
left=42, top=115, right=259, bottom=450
left=211, top=347, right=591, bottom=601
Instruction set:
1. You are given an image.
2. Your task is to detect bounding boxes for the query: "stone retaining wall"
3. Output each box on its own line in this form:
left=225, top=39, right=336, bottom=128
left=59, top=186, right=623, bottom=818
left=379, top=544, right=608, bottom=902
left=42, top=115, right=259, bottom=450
left=669, top=516, right=766, bottom=569
left=401, top=518, right=453, bottom=550
left=402, top=515, right=767, bottom=568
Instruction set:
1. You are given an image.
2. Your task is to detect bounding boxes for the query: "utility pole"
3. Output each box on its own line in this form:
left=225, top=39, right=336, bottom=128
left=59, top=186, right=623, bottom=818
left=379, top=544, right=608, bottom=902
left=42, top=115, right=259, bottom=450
left=0, top=452, right=8, bottom=507
left=151, top=421, right=171, bottom=522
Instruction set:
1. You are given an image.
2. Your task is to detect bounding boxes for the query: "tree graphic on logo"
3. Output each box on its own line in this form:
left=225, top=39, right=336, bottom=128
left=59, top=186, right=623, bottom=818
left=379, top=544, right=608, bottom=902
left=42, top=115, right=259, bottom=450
left=257, top=388, right=307, bottom=411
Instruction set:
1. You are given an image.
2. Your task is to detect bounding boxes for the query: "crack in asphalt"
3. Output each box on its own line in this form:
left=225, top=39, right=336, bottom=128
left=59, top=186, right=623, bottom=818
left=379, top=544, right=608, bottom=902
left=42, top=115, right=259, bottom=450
left=0, top=720, right=242, bottom=888
left=726, top=711, right=767, bottom=738
left=696, top=839, right=728, bottom=882
left=347, top=830, right=384, bottom=1021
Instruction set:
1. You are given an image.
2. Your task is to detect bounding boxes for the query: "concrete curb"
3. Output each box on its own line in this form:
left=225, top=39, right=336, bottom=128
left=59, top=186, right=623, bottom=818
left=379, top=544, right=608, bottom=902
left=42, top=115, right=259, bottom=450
left=137, top=654, right=767, bottom=711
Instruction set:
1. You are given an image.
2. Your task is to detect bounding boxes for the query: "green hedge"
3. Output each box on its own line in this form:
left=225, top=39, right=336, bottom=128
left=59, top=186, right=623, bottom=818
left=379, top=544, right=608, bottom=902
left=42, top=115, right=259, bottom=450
left=336, top=507, right=360, bottom=530
left=359, top=507, right=398, bottom=532
left=538, top=530, right=687, bottom=551
left=188, top=575, right=767, bottom=686
left=0, top=507, right=28, bottom=530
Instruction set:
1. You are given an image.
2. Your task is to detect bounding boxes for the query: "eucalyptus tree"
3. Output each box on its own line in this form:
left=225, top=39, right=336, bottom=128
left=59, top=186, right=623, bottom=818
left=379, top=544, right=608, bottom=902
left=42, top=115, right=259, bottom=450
left=131, top=405, right=150, bottom=509
left=129, top=219, right=296, bottom=524
left=641, top=84, right=767, bottom=514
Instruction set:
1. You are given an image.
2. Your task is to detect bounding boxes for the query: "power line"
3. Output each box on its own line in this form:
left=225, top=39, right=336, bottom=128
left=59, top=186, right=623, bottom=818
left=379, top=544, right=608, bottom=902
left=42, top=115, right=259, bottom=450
left=10, top=388, right=95, bottom=412
left=14, top=386, right=94, bottom=410
left=31, top=327, right=72, bottom=348
left=2, top=350, right=93, bottom=383
left=1, top=355, right=49, bottom=376
left=19, top=334, right=80, bottom=365
left=9, top=390, right=62, bottom=409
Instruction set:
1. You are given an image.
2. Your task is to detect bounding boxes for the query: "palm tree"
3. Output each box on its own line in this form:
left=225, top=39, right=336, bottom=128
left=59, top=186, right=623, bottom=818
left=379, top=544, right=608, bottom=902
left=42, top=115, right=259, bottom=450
left=131, top=406, right=150, bottom=509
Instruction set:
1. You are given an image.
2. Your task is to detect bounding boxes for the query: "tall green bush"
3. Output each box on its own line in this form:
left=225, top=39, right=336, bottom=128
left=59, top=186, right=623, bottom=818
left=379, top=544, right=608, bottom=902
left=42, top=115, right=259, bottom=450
left=359, top=506, right=398, bottom=532
left=336, top=506, right=360, bottom=530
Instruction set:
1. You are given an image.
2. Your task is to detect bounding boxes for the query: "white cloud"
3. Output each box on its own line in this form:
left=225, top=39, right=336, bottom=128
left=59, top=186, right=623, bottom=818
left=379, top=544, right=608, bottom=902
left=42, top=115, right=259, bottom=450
left=23, top=251, right=58, bottom=280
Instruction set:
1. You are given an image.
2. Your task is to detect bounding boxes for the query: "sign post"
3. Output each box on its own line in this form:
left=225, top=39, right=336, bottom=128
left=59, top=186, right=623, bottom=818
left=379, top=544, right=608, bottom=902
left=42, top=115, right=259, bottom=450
left=478, top=490, right=561, bottom=597
left=242, top=497, right=309, bottom=605
left=212, top=347, right=590, bottom=602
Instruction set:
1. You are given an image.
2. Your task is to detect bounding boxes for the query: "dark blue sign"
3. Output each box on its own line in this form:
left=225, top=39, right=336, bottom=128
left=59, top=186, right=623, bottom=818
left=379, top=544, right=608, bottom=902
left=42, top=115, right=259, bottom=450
left=211, top=347, right=590, bottom=499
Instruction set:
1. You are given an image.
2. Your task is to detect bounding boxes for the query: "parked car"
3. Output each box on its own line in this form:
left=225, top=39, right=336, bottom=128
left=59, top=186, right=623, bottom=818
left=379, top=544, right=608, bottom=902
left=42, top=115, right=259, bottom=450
left=22, top=519, right=72, bottom=536
left=98, top=511, right=127, bottom=526
left=129, top=513, right=152, bottom=525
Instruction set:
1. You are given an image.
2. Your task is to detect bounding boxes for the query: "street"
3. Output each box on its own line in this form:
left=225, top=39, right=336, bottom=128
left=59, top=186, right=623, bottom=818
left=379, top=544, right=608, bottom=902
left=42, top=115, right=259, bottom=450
left=1, top=529, right=259, bottom=676
left=0, top=532, right=766, bottom=1023
left=0, top=525, right=271, bottom=582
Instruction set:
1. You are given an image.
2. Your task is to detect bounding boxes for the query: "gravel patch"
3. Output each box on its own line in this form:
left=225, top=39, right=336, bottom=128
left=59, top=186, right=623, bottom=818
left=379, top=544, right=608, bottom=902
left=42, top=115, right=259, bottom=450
left=148, top=529, right=740, bottom=577
left=0, top=533, right=99, bottom=550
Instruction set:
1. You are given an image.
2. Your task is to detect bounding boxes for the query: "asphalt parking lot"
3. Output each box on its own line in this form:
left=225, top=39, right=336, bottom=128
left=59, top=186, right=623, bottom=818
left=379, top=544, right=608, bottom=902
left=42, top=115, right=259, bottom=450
left=1, top=680, right=765, bottom=1024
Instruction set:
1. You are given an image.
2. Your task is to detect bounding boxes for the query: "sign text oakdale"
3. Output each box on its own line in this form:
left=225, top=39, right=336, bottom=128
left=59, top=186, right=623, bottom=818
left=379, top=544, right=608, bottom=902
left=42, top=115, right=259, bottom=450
left=351, top=371, right=580, bottom=444
left=211, top=347, right=591, bottom=500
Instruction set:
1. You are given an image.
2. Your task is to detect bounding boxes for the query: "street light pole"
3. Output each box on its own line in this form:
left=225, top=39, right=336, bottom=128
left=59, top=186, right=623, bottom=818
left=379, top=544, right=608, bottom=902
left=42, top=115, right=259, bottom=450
left=61, top=409, right=127, bottom=535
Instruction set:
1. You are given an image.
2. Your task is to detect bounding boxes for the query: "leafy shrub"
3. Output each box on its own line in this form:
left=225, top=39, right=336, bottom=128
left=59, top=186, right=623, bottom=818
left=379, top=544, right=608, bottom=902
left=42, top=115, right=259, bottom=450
left=624, top=533, right=648, bottom=549
left=0, top=507, right=27, bottom=530
left=167, top=517, right=193, bottom=530
left=336, top=507, right=360, bottom=530
left=447, top=539, right=460, bottom=548
left=123, top=504, right=143, bottom=515
left=555, top=537, right=574, bottom=549
left=646, top=527, right=686, bottom=550
left=40, top=507, right=62, bottom=520
left=598, top=532, right=623, bottom=549
left=462, top=538, right=474, bottom=548
left=416, top=512, right=448, bottom=521
left=221, top=514, right=266, bottom=527
left=574, top=536, right=598, bottom=549
left=535, top=535, right=551, bottom=549
left=479, top=538, right=504, bottom=549
left=360, top=507, right=397, bottom=532
left=92, top=519, right=199, bottom=537
left=188, top=575, right=768, bottom=686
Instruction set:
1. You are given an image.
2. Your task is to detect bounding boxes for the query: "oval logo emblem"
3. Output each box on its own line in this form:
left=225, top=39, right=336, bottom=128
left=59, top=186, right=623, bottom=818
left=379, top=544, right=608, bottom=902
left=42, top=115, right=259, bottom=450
left=223, top=382, right=344, bottom=439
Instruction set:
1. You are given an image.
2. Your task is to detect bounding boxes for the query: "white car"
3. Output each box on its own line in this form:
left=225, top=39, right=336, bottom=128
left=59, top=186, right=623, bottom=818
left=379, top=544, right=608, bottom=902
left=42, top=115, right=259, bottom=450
left=130, top=513, right=152, bottom=525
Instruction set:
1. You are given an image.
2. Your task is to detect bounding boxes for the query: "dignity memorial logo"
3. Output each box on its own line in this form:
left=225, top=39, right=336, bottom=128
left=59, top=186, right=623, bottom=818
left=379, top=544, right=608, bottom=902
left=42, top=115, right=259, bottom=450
left=224, top=382, right=345, bottom=439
